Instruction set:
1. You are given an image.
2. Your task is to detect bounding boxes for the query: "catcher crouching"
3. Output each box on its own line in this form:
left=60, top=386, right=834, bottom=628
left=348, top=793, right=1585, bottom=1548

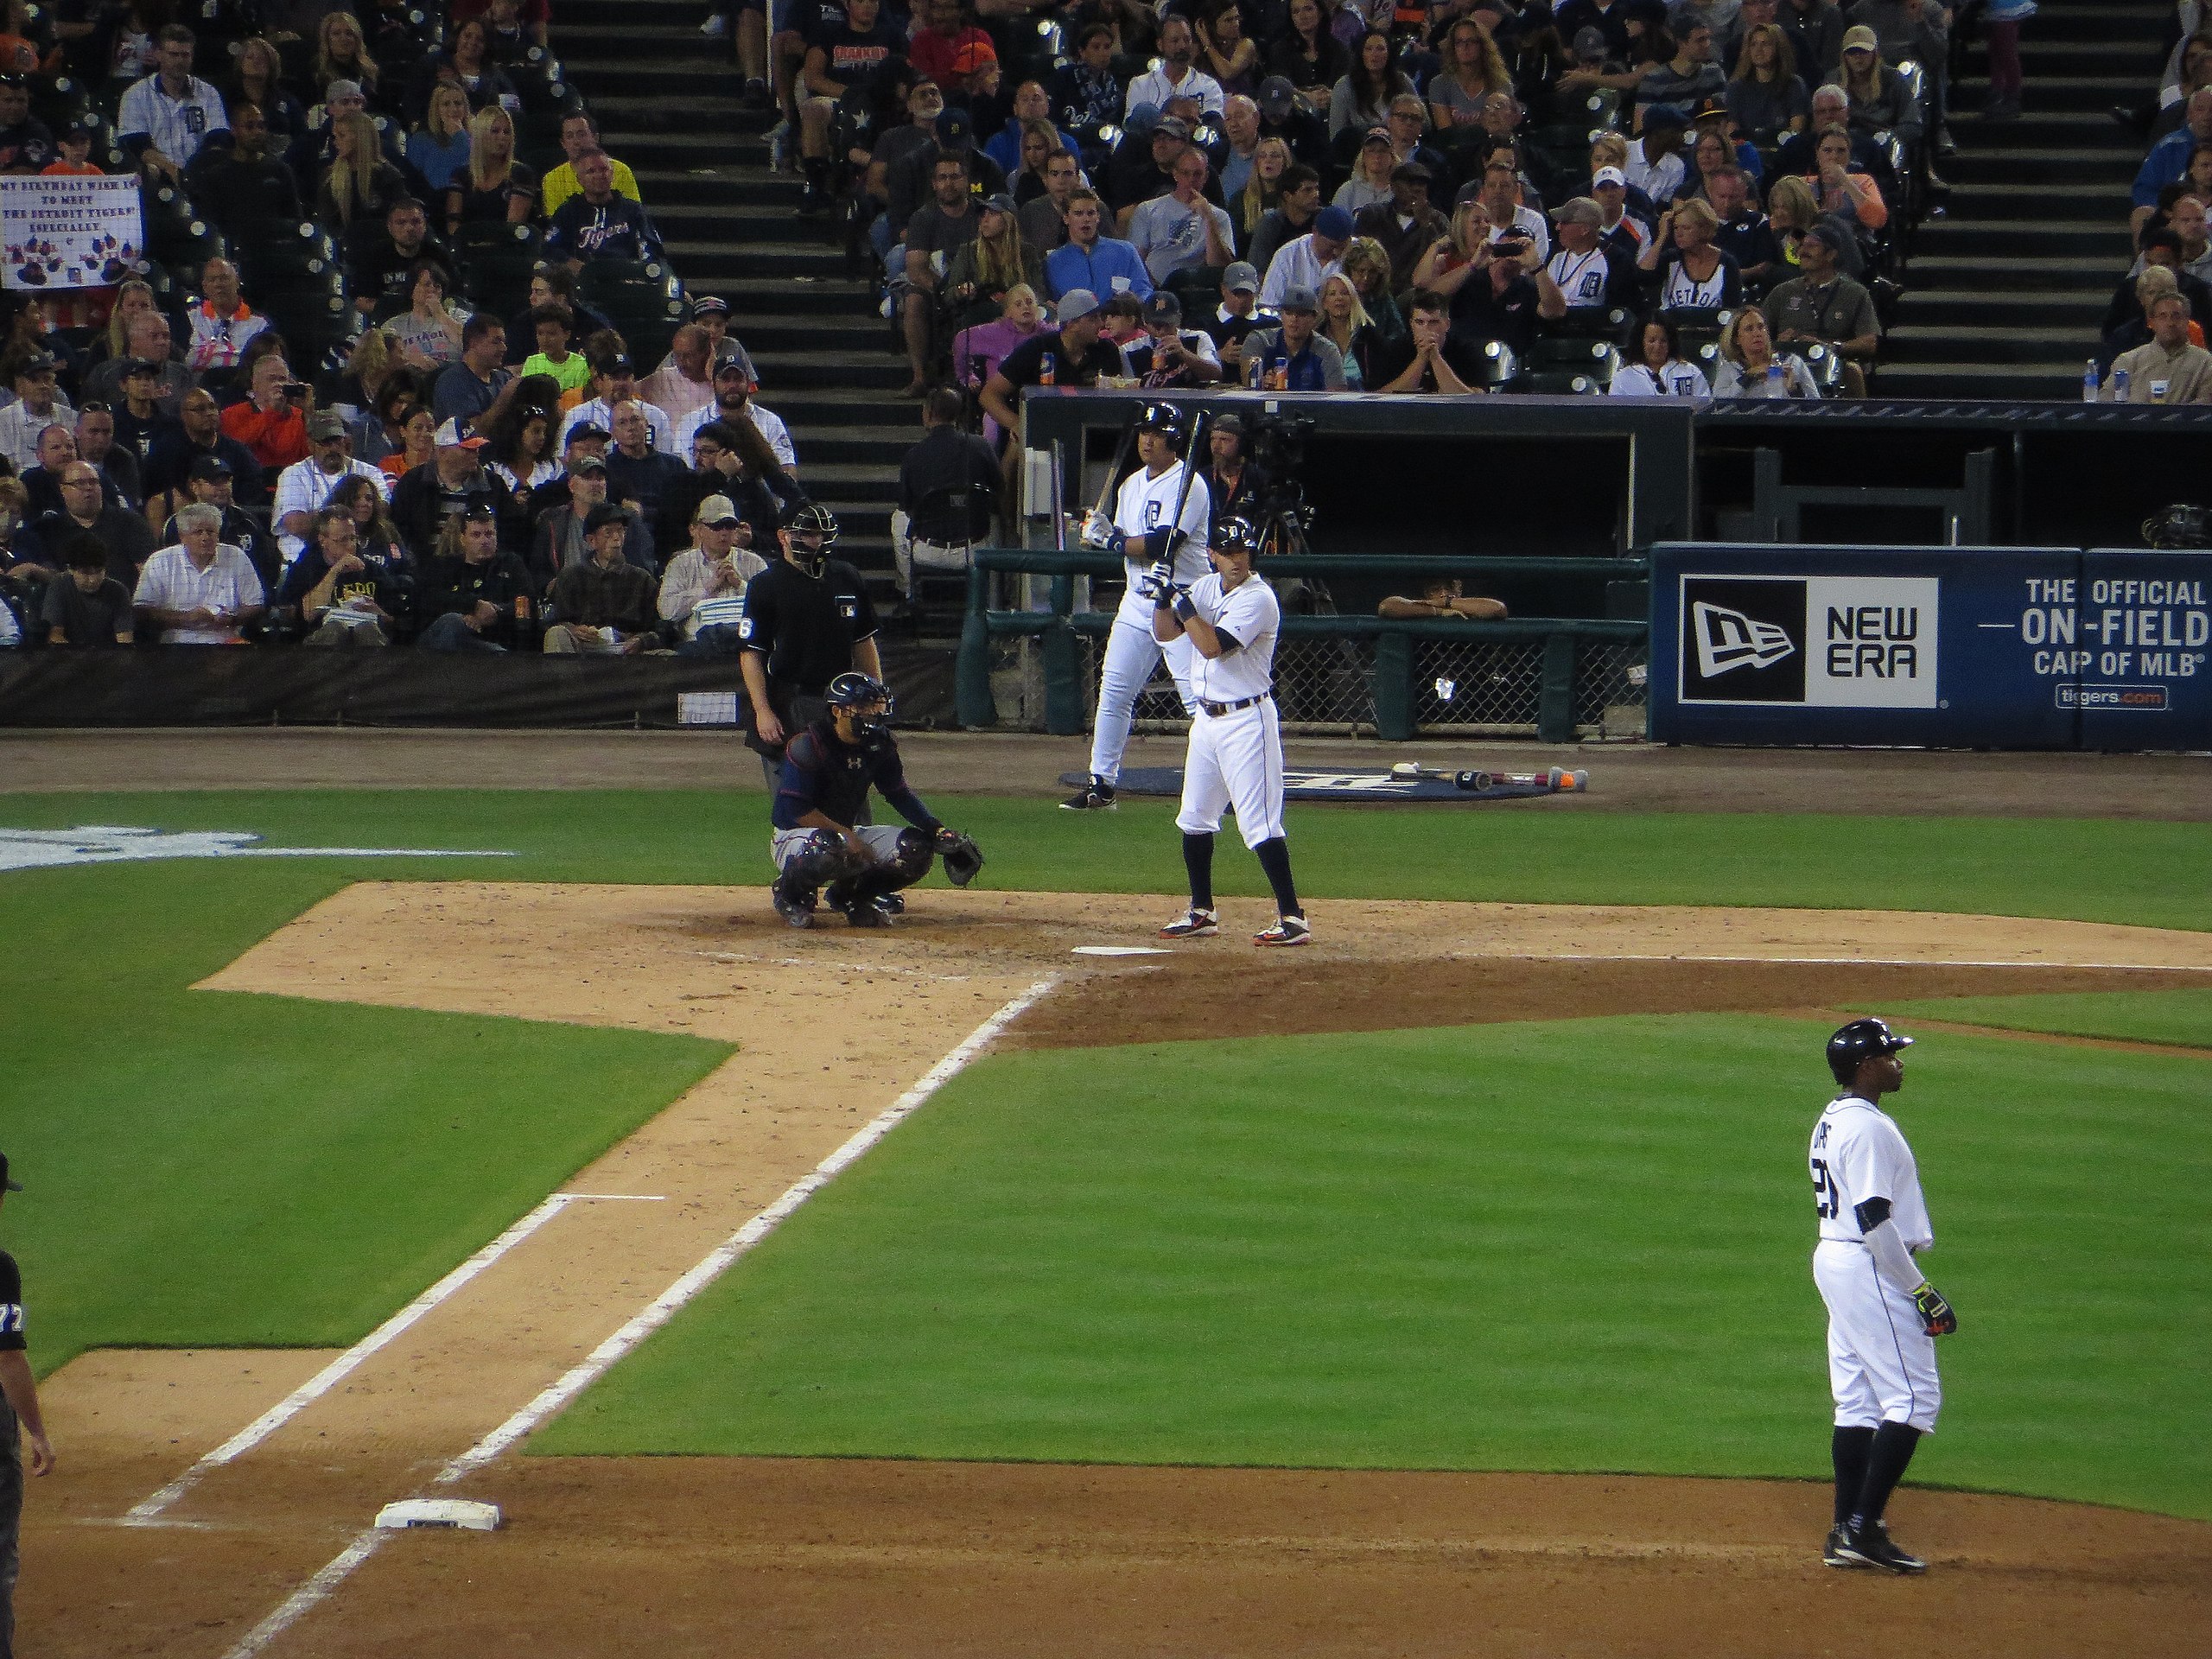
left=769, top=671, right=983, bottom=928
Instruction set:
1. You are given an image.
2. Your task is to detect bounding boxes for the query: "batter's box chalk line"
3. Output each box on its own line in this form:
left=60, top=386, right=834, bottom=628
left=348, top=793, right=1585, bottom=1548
left=211, top=976, right=1060, bottom=1659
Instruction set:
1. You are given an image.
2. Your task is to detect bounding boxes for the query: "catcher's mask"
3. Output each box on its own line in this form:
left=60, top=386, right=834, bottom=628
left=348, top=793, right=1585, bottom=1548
left=825, top=670, right=894, bottom=738
left=782, top=502, right=840, bottom=575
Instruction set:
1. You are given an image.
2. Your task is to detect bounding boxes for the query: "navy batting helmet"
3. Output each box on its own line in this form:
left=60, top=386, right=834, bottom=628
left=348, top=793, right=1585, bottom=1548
left=1827, top=1017, right=1914, bottom=1084
left=1135, top=401, right=1185, bottom=443
left=1212, top=515, right=1263, bottom=557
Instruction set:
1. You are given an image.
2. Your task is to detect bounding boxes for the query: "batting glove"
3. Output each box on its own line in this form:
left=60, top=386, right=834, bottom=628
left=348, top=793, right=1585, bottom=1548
left=1139, top=558, right=1175, bottom=600
left=1911, top=1281, right=1957, bottom=1337
left=1078, top=512, right=1125, bottom=555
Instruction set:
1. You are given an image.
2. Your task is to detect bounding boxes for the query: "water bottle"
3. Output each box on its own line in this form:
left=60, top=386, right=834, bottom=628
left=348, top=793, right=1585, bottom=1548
left=1765, top=359, right=1783, bottom=397
left=2113, top=366, right=2133, bottom=403
left=1039, top=350, right=1055, bottom=387
left=2083, top=359, right=2101, bottom=403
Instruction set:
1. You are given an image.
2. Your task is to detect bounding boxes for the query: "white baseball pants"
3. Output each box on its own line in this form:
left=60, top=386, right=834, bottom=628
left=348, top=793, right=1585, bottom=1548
left=1175, top=696, right=1286, bottom=849
left=772, top=825, right=908, bottom=868
left=1814, top=1240, right=1942, bottom=1433
left=1089, top=619, right=1197, bottom=785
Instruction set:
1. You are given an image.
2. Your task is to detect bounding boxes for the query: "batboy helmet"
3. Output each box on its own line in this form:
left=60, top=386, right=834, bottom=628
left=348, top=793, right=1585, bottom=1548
left=1211, top=515, right=1264, bottom=557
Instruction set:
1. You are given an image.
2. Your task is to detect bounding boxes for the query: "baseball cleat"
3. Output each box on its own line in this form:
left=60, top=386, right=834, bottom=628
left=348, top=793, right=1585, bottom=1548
left=1837, top=1522, right=1925, bottom=1573
left=840, top=895, right=896, bottom=928
left=875, top=892, right=905, bottom=915
left=1253, top=914, right=1312, bottom=947
left=772, top=887, right=816, bottom=929
left=1822, top=1527, right=1868, bottom=1569
left=1059, top=778, right=1117, bottom=810
left=1159, top=907, right=1218, bottom=938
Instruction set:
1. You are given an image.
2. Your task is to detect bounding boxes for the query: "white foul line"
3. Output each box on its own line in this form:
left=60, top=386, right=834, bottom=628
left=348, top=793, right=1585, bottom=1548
left=124, top=1192, right=661, bottom=1522
left=214, top=976, right=1058, bottom=1659
left=1459, top=952, right=2212, bottom=971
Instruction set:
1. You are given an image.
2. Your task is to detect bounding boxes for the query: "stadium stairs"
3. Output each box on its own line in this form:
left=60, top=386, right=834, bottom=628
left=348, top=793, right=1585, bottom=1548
left=563, top=0, right=915, bottom=605
left=1882, top=0, right=2171, bottom=398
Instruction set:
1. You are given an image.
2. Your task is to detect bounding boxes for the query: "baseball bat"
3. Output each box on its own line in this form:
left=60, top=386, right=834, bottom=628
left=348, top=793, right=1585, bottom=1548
left=1088, top=411, right=1141, bottom=524
left=1158, top=407, right=1209, bottom=568
left=1388, top=762, right=1589, bottom=792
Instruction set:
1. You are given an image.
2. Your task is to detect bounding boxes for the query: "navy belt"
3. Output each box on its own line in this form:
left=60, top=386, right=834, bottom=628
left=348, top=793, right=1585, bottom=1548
left=1199, top=693, right=1270, bottom=717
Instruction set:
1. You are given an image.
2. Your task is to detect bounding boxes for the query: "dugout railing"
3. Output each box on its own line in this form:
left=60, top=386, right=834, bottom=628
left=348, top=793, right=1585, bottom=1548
left=955, top=550, right=1649, bottom=743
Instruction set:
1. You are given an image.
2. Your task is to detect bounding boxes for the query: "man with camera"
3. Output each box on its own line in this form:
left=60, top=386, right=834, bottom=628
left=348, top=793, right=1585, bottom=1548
left=219, top=354, right=313, bottom=475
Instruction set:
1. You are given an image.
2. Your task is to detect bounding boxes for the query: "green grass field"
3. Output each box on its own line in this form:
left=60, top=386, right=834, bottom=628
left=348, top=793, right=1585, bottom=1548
left=531, top=1014, right=2212, bottom=1519
left=1891, top=988, right=2212, bottom=1049
left=2, top=788, right=2206, bottom=1517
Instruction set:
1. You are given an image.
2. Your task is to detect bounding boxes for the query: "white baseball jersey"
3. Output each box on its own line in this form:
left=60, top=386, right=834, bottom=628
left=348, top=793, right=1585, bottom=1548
left=1185, top=570, right=1277, bottom=704
left=1110, top=460, right=1211, bottom=628
left=272, top=456, right=388, bottom=563
left=1175, top=570, right=1285, bottom=848
left=1810, top=1096, right=1933, bottom=1251
left=1811, top=1093, right=1941, bottom=1432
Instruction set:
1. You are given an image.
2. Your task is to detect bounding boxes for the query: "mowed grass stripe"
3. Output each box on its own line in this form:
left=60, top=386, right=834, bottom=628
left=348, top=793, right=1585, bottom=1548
left=0, top=862, right=731, bottom=1372
left=1888, top=988, right=2212, bottom=1049
left=2, top=790, right=2210, bottom=929
left=536, top=1014, right=2211, bottom=1521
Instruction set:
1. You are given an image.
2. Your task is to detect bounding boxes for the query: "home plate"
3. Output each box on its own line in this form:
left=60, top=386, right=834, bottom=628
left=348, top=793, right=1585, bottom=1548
left=1072, top=945, right=1171, bottom=957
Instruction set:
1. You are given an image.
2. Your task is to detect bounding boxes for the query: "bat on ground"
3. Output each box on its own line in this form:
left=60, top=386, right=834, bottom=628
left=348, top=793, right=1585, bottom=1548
left=1388, top=762, right=1589, bottom=792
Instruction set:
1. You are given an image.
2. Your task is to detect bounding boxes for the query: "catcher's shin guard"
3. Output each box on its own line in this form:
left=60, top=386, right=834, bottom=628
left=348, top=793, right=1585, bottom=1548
left=776, top=830, right=855, bottom=905
left=847, top=828, right=935, bottom=902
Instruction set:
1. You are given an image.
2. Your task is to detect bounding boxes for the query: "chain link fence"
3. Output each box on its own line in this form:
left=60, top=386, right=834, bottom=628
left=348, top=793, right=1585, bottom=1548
left=983, top=625, right=1647, bottom=738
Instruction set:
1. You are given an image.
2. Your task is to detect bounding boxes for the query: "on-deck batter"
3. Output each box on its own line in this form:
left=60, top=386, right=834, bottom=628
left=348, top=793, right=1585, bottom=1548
left=1810, top=1017, right=1957, bottom=1574
left=1060, top=402, right=1213, bottom=811
left=1148, top=514, right=1308, bottom=946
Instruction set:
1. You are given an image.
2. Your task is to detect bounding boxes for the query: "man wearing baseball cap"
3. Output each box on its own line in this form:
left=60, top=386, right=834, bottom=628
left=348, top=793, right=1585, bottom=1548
left=1199, top=262, right=1265, bottom=378
left=1239, top=283, right=1345, bottom=390
left=558, top=350, right=677, bottom=458
left=1128, top=290, right=1224, bottom=386
left=390, top=418, right=501, bottom=563
left=1762, top=220, right=1878, bottom=396
left=978, top=288, right=1128, bottom=516
left=659, top=491, right=768, bottom=653
left=545, top=501, right=661, bottom=653
left=1256, top=201, right=1352, bottom=308
left=1535, top=195, right=1641, bottom=320
left=272, top=407, right=386, bottom=565
left=0, top=1152, right=54, bottom=1659
left=1353, top=161, right=1448, bottom=292
left=1589, top=164, right=1652, bottom=258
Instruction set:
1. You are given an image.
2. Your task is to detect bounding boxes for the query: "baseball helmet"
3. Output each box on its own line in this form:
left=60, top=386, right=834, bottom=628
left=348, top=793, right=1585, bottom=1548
left=1134, top=401, right=1185, bottom=443
left=782, top=501, right=840, bottom=545
left=1212, top=515, right=1264, bottom=557
left=1827, top=1017, right=1914, bottom=1084
left=825, top=671, right=894, bottom=736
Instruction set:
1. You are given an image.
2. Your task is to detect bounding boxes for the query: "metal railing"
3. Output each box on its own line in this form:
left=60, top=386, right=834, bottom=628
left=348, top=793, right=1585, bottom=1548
left=955, top=550, right=1648, bottom=742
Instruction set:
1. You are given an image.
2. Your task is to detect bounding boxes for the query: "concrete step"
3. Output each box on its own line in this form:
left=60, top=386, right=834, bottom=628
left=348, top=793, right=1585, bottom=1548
left=1941, top=179, right=2133, bottom=209
left=1942, top=143, right=2142, bottom=186
left=1905, top=252, right=2127, bottom=290
left=1875, top=362, right=2081, bottom=399
left=1882, top=324, right=2103, bottom=365
left=751, top=348, right=910, bottom=391
left=1896, top=288, right=2112, bottom=329
left=632, top=167, right=802, bottom=207
left=788, top=423, right=920, bottom=464
left=1911, top=218, right=2133, bottom=260
left=665, top=238, right=851, bottom=278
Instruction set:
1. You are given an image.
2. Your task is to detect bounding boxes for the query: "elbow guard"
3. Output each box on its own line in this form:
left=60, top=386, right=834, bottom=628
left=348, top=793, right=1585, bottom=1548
left=1853, top=1197, right=1891, bottom=1234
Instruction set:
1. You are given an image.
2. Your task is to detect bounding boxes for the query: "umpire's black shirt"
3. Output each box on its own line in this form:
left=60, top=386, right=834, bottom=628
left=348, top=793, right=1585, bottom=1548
left=739, top=556, right=880, bottom=695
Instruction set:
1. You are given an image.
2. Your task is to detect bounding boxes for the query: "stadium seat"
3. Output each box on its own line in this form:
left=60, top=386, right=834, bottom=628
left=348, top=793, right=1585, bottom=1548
left=1522, top=334, right=1620, bottom=389
left=455, top=221, right=545, bottom=308
left=1518, top=369, right=1603, bottom=395
left=1467, top=338, right=1517, bottom=390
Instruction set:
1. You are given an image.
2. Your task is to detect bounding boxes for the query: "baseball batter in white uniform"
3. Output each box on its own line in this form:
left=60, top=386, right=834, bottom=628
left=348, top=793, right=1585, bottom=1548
left=1810, top=1017, right=1956, bottom=1574
left=1060, top=403, right=1213, bottom=811
left=1149, top=514, right=1307, bottom=946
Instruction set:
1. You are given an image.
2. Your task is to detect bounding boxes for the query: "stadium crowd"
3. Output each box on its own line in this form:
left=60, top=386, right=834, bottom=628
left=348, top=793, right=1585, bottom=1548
left=0, top=0, right=838, bottom=650
left=805, top=0, right=1950, bottom=414
left=2104, top=6, right=2212, bottom=400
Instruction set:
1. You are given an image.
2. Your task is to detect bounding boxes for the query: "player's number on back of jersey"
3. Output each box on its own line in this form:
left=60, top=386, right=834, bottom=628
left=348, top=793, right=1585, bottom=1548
left=1810, top=1157, right=1840, bottom=1221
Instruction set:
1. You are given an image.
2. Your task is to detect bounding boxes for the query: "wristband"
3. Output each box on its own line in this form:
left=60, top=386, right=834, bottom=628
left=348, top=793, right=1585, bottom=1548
left=1171, top=591, right=1197, bottom=622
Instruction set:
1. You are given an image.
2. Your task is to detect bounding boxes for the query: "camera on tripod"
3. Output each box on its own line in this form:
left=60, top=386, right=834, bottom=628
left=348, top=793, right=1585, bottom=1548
left=1242, top=411, right=1317, bottom=535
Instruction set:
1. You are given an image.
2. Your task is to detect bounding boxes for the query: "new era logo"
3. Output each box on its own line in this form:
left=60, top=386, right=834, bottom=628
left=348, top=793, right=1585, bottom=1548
left=1693, top=601, right=1796, bottom=677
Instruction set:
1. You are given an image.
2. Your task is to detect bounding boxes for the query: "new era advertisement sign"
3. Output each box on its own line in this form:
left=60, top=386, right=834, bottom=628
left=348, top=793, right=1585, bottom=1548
left=1680, top=575, right=1940, bottom=709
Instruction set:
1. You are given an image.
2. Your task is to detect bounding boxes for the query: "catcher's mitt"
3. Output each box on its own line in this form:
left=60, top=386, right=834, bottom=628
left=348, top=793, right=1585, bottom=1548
left=1911, top=1281, right=1957, bottom=1337
left=937, top=830, right=984, bottom=887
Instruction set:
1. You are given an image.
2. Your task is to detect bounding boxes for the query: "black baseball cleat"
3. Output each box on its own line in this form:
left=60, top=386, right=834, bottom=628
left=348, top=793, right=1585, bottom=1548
left=772, top=887, right=816, bottom=929
left=1159, top=907, right=1218, bottom=938
left=875, top=892, right=905, bottom=915
left=1837, top=1522, right=1926, bottom=1573
left=1254, top=914, right=1312, bottom=947
left=1822, top=1527, right=1868, bottom=1569
left=1059, top=777, right=1116, bottom=810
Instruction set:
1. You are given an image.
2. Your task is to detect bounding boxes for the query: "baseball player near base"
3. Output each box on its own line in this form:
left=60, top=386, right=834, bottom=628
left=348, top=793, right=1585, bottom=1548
left=1060, top=402, right=1215, bottom=812
left=768, top=671, right=984, bottom=928
left=1810, top=1017, right=1957, bottom=1573
left=1150, top=514, right=1308, bottom=946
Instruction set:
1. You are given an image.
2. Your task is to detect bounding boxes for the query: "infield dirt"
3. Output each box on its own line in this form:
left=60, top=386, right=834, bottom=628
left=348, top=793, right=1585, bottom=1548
left=26, top=882, right=2212, bottom=1658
